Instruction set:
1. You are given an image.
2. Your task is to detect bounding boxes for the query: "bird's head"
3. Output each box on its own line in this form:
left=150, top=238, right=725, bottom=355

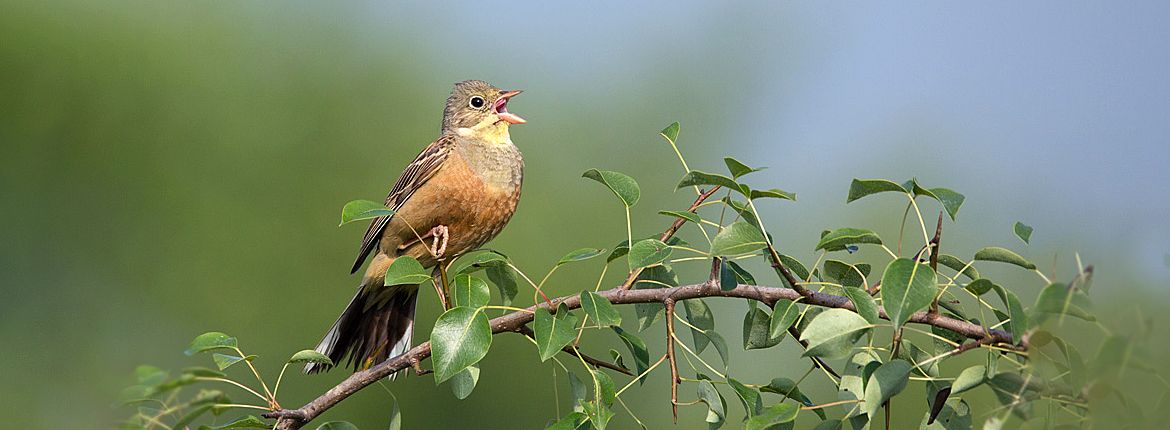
left=441, top=80, right=525, bottom=137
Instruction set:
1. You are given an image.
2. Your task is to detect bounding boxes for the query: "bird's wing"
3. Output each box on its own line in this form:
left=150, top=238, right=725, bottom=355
left=350, top=135, right=456, bottom=273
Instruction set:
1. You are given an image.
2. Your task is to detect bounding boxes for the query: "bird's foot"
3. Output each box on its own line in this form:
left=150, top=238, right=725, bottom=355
left=410, top=356, right=433, bottom=376
left=429, top=225, right=449, bottom=258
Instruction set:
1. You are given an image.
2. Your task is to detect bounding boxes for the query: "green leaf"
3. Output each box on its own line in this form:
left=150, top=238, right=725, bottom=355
left=120, top=387, right=151, bottom=406
left=839, top=351, right=882, bottom=402
left=727, top=260, right=757, bottom=285
left=185, top=332, right=238, bottom=356
left=545, top=412, right=587, bottom=430
left=823, top=260, right=872, bottom=288
left=593, top=370, right=617, bottom=406
left=315, top=422, right=360, bottom=430
left=582, top=169, right=640, bottom=207
left=721, top=197, right=760, bottom=228
left=660, top=121, right=680, bottom=144
left=899, top=340, right=939, bottom=378
left=430, top=306, right=492, bottom=383
left=1013, top=222, right=1033, bottom=244
left=843, top=287, right=880, bottom=324
left=682, top=299, right=715, bottom=353
left=908, top=181, right=965, bottom=220
left=449, top=364, right=480, bottom=400
left=767, top=299, right=800, bottom=339
left=558, top=248, right=606, bottom=265
left=173, top=404, right=213, bottom=429
left=931, top=324, right=968, bottom=354
left=951, top=365, right=986, bottom=395
left=846, top=179, right=907, bottom=203
left=612, top=327, right=650, bottom=384
left=880, top=258, right=938, bottom=330
left=180, top=366, right=224, bottom=379
left=927, top=188, right=965, bottom=221
left=777, top=254, right=810, bottom=284
left=743, top=305, right=784, bottom=350
left=701, top=330, right=730, bottom=369
left=198, top=415, right=268, bottom=429
left=697, top=379, right=727, bottom=428
left=964, top=279, right=995, bottom=296
left=632, top=266, right=675, bottom=330
left=535, top=303, right=580, bottom=362
left=384, top=256, right=431, bottom=286
left=485, top=265, right=518, bottom=306
left=815, top=228, right=883, bottom=252
left=581, top=400, right=614, bottom=430
left=607, top=240, right=630, bottom=263
left=607, top=350, right=625, bottom=371
left=677, top=170, right=742, bottom=194
left=1033, top=283, right=1095, bottom=321
left=627, top=238, right=672, bottom=268
left=287, top=350, right=332, bottom=366
left=920, top=398, right=971, bottom=430
left=749, top=188, right=796, bottom=201
left=863, top=359, right=912, bottom=417
left=937, top=254, right=980, bottom=280
left=449, top=250, right=509, bottom=275
left=718, top=259, right=737, bottom=291
left=724, top=157, right=762, bottom=178
left=580, top=291, right=621, bottom=327
left=973, top=247, right=1036, bottom=270
left=658, top=210, right=701, bottom=224
left=800, top=309, right=871, bottom=359
left=988, top=373, right=1042, bottom=419
left=991, top=284, right=1028, bottom=343
left=745, top=403, right=799, bottom=430
left=761, top=378, right=820, bottom=418
left=711, top=221, right=768, bottom=256
left=728, top=378, right=764, bottom=417
left=568, top=371, right=587, bottom=412
left=451, top=274, right=491, bottom=308
left=339, top=199, right=394, bottom=226
left=135, top=365, right=168, bottom=386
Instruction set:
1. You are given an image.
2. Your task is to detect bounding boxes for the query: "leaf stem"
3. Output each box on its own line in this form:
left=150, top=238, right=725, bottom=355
left=194, top=377, right=269, bottom=403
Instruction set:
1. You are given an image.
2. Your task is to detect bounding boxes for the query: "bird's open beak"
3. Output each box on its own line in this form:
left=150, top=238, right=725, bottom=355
left=494, top=90, right=526, bottom=124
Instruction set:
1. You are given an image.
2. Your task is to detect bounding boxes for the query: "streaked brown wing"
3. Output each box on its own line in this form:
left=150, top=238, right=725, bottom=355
left=350, top=135, right=455, bottom=273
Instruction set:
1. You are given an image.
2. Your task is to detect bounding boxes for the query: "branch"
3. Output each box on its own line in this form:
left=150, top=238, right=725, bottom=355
left=664, top=298, right=680, bottom=423
left=265, top=282, right=1018, bottom=429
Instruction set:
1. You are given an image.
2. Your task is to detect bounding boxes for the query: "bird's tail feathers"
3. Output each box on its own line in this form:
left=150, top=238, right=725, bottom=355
left=304, top=283, right=418, bottom=376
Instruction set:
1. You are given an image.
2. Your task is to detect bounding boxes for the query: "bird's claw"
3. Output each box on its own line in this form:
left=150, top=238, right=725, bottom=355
left=410, top=357, right=433, bottom=376
left=429, top=225, right=449, bottom=258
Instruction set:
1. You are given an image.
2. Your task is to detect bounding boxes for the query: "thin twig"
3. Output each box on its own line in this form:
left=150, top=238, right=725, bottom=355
left=928, top=211, right=943, bottom=314
left=665, top=298, right=680, bottom=423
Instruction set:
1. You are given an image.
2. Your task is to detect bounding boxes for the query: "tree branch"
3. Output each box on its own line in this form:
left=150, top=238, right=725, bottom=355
left=265, top=281, right=1018, bottom=429
left=664, top=298, right=679, bottom=423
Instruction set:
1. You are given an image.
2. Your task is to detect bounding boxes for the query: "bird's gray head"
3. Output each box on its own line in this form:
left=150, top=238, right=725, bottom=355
left=441, top=80, right=525, bottom=133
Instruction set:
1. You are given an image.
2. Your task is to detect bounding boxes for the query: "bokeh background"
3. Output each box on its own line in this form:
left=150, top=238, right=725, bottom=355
left=3, top=1, right=1168, bottom=429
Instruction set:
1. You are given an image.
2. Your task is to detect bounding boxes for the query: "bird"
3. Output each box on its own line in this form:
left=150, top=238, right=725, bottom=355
left=305, top=80, right=526, bottom=374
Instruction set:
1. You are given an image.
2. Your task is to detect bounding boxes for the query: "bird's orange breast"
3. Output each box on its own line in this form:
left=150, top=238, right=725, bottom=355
left=379, top=150, right=521, bottom=267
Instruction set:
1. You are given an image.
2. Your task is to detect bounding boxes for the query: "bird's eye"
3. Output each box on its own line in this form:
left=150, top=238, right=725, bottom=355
left=469, top=96, right=486, bottom=109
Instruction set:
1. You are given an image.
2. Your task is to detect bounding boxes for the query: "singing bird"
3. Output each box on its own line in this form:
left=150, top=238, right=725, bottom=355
left=305, top=80, right=525, bottom=374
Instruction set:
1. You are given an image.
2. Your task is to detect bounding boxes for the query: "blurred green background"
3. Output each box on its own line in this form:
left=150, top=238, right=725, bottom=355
left=2, top=1, right=1168, bottom=429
